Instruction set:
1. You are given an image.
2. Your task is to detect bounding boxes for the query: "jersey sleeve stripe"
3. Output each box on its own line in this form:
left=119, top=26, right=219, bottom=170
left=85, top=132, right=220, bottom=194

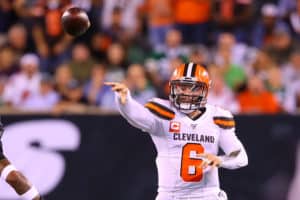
left=145, top=102, right=175, bottom=120
left=214, top=124, right=235, bottom=129
left=213, top=117, right=234, bottom=121
left=148, top=101, right=175, bottom=114
left=214, top=119, right=235, bottom=126
left=213, top=117, right=235, bottom=129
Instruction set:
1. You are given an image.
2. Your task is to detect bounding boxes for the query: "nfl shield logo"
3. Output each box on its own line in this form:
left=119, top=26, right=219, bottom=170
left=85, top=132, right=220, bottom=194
left=169, top=121, right=180, bottom=133
left=191, top=124, right=197, bottom=129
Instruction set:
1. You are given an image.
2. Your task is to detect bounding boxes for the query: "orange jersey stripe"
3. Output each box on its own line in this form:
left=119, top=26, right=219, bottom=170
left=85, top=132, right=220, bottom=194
left=145, top=102, right=175, bottom=120
left=213, top=117, right=235, bottom=129
left=213, top=119, right=235, bottom=127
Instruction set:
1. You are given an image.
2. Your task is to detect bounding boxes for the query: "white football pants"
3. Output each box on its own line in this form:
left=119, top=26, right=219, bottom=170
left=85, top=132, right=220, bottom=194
left=156, top=188, right=228, bottom=200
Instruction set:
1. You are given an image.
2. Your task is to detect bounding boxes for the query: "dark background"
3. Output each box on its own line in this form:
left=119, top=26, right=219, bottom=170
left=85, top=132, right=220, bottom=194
left=1, top=114, right=299, bottom=200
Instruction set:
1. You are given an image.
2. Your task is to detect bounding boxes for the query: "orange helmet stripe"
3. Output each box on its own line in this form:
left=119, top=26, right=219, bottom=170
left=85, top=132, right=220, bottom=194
left=184, top=63, right=196, bottom=77
left=170, top=63, right=210, bottom=86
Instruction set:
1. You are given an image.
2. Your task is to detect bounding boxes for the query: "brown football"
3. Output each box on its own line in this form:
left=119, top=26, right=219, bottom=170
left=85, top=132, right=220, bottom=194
left=61, top=7, right=90, bottom=36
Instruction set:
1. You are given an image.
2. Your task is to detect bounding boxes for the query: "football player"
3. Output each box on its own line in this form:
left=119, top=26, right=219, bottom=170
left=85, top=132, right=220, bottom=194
left=106, top=63, right=248, bottom=200
left=0, top=120, right=42, bottom=200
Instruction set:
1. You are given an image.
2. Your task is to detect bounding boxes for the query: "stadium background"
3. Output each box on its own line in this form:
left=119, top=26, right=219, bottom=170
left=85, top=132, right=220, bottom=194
left=0, top=0, right=300, bottom=200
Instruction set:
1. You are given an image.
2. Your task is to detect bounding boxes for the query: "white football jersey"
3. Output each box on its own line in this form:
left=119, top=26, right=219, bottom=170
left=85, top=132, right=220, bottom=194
left=116, top=93, right=248, bottom=197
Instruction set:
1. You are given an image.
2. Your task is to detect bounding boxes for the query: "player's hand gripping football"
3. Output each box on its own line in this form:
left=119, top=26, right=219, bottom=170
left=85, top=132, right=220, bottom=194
left=105, top=82, right=128, bottom=105
left=198, top=153, right=222, bottom=169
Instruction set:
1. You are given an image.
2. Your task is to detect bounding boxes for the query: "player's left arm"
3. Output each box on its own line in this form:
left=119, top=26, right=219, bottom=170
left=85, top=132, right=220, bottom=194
left=214, top=113, right=248, bottom=170
left=198, top=113, right=248, bottom=170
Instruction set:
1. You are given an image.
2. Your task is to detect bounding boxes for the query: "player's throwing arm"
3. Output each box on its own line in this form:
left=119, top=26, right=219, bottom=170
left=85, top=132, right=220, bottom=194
left=105, top=82, right=157, bottom=133
left=104, top=82, right=128, bottom=105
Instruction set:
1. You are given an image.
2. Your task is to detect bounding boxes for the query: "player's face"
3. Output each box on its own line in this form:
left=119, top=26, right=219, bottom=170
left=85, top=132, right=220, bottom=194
left=170, top=79, right=209, bottom=112
left=173, top=82, right=205, bottom=103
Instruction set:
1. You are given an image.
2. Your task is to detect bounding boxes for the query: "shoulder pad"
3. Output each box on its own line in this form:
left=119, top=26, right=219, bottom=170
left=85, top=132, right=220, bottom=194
left=144, top=98, right=175, bottom=120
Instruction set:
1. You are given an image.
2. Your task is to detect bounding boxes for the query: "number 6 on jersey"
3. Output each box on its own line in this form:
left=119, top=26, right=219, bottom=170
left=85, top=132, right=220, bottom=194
left=180, top=143, right=205, bottom=182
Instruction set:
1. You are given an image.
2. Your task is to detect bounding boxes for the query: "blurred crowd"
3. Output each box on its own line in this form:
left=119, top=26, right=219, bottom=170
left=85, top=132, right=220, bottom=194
left=0, top=0, right=299, bottom=114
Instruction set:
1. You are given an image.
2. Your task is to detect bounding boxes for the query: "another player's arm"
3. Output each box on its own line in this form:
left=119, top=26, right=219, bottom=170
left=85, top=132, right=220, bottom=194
left=105, top=82, right=157, bottom=133
left=0, top=159, right=41, bottom=200
left=0, top=126, right=42, bottom=200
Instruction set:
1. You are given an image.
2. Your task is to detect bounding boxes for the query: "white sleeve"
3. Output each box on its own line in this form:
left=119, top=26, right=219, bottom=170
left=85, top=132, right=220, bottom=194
left=218, top=128, right=248, bottom=169
left=115, top=91, right=158, bottom=134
